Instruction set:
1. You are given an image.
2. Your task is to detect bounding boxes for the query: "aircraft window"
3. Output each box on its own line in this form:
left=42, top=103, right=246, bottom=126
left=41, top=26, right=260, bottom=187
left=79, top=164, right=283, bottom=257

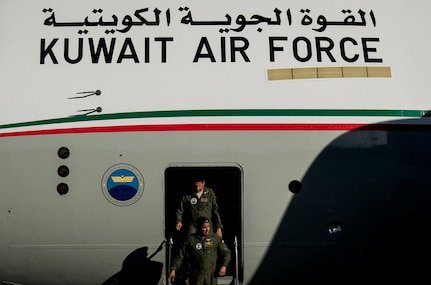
left=57, top=165, right=70, bottom=177
left=288, top=180, right=302, bottom=193
left=57, top=182, right=69, bottom=195
left=58, top=146, right=70, bottom=159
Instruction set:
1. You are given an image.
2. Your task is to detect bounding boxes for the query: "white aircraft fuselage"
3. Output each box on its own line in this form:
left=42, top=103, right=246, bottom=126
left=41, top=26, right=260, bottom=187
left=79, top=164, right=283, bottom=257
left=1, top=1, right=431, bottom=284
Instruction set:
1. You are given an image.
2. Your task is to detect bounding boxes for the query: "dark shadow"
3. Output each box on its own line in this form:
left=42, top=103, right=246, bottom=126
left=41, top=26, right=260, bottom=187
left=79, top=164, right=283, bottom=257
left=249, top=117, right=431, bottom=284
left=101, top=246, right=163, bottom=285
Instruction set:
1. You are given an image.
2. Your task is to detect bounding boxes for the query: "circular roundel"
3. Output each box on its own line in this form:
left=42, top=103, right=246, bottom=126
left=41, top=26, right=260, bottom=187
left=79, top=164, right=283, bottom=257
left=101, top=163, right=144, bottom=206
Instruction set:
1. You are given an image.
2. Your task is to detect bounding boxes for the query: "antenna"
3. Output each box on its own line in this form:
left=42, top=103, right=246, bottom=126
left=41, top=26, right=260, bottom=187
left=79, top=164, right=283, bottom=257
left=75, top=107, right=103, bottom=116
left=68, top=90, right=102, bottom=99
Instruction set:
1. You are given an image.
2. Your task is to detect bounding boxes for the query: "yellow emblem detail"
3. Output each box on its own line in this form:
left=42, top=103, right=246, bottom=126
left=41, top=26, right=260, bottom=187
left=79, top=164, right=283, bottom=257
left=111, top=175, right=135, bottom=183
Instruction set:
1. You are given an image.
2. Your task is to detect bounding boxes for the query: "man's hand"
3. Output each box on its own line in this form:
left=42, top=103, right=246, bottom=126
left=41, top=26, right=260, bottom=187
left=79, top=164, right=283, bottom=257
left=176, top=221, right=182, bottom=231
left=216, top=228, right=222, bottom=238
left=218, top=266, right=227, bottom=277
left=168, top=270, right=176, bottom=281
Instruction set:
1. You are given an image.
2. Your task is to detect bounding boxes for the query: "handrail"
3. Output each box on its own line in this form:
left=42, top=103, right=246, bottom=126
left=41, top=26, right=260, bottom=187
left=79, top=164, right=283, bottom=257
left=167, top=237, right=173, bottom=285
left=234, top=236, right=239, bottom=285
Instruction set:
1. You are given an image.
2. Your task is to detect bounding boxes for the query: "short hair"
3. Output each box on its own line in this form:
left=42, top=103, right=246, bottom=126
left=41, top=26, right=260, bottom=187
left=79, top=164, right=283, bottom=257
left=194, top=177, right=205, bottom=183
left=196, top=216, right=210, bottom=227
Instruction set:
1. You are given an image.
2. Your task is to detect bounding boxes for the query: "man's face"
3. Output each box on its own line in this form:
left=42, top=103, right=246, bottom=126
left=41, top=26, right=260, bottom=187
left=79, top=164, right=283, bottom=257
left=201, top=222, right=210, bottom=236
left=195, top=181, right=205, bottom=192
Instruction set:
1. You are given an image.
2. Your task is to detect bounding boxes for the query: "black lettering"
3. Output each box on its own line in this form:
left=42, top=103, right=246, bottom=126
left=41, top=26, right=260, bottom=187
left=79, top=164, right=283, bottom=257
left=144, top=38, right=150, bottom=63
left=269, top=37, right=288, bottom=62
left=340, top=38, right=359, bottom=63
left=64, top=38, right=83, bottom=64
left=193, top=37, right=216, bottom=62
left=362, top=38, right=382, bottom=63
left=155, top=37, right=173, bottom=63
left=89, top=38, right=116, bottom=63
left=230, top=37, right=250, bottom=62
left=315, top=37, right=336, bottom=62
left=221, top=37, right=227, bottom=62
left=293, top=37, right=312, bottom=62
left=117, top=38, right=139, bottom=63
left=40, top=38, right=59, bottom=64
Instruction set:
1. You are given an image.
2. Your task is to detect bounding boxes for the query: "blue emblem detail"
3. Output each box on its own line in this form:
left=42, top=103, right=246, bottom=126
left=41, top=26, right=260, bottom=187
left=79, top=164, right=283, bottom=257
left=101, top=164, right=144, bottom=206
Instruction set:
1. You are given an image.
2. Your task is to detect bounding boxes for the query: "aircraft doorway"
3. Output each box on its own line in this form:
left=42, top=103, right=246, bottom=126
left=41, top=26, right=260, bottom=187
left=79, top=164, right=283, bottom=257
left=165, top=165, right=242, bottom=284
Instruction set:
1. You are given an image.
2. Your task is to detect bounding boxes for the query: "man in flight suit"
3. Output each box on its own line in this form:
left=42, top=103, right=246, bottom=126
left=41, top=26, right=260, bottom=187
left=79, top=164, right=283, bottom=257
left=175, top=178, right=223, bottom=238
left=168, top=217, right=231, bottom=285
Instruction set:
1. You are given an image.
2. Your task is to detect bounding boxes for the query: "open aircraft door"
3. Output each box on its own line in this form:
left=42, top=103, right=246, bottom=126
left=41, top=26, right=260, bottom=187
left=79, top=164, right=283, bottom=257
left=165, top=165, right=243, bottom=284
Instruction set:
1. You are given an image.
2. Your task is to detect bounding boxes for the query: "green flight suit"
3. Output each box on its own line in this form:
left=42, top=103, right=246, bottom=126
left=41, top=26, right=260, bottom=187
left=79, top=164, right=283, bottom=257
left=171, top=232, right=231, bottom=285
left=176, top=187, right=223, bottom=234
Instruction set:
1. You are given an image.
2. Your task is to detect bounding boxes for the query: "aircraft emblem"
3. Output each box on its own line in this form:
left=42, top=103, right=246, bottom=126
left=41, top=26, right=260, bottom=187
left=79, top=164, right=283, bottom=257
left=101, top=163, right=144, bottom=206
